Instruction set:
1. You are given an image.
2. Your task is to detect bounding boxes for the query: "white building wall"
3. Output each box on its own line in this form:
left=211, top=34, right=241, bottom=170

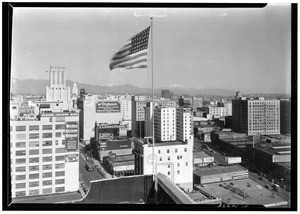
left=10, top=113, right=79, bottom=198
left=142, top=143, right=193, bottom=192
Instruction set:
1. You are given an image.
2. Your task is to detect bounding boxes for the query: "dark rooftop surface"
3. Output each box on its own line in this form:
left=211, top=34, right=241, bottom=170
left=12, top=191, right=81, bottom=204
left=194, top=165, right=247, bottom=177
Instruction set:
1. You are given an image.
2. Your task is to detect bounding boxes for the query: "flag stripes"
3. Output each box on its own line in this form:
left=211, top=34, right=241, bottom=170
left=109, top=26, right=150, bottom=70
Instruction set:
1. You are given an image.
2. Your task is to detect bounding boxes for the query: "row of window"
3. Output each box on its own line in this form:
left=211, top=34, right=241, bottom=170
left=12, top=124, right=66, bottom=132
left=14, top=148, right=65, bottom=159
left=157, top=148, right=187, bottom=154
left=16, top=156, right=66, bottom=164
left=15, top=179, right=65, bottom=188
left=15, top=186, right=65, bottom=197
left=15, top=170, right=65, bottom=181
left=14, top=139, right=66, bottom=148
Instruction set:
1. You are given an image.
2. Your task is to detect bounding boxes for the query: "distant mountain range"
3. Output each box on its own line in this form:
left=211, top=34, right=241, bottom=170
left=10, top=79, right=290, bottom=98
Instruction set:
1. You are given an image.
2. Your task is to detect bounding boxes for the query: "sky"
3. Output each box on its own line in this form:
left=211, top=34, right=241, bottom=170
left=11, top=5, right=291, bottom=94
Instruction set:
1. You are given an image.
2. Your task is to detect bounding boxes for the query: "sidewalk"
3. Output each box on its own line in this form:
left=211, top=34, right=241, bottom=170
left=91, top=159, right=113, bottom=179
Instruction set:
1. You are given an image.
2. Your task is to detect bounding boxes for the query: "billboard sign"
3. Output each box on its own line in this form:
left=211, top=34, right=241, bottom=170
left=65, top=121, right=78, bottom=152
left=96, top=102, right=120, bottom=113
left=99, top=132, right=113, bottom=140
left=225, top=157, right=242, bottom=164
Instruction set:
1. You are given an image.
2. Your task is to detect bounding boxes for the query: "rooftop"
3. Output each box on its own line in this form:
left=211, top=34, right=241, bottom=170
left=194, top=178, right=288, bottom=207
left=193, top=151, right=212, bottom=159
left=194, top=165, right=247, bottom=177
left=254, top=143, right=291, bottom=156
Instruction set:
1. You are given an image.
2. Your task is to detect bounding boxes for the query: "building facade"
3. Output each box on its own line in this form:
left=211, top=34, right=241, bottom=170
left=46, top=66, right=71, bottom=102
left=280, top=99, right=291, bottom=135
left=176, top=107, right=193, bottom=143
left=154, top=107, right=177, bottom=142
left=133, top=139, right=193, bottom=192
left=10, top=110, right=80, bottom=198
left=232, top=93, right=280, bottom=135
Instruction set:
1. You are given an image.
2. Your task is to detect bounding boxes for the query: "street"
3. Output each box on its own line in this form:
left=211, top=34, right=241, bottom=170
left=79, top=154, right=102, bottom=190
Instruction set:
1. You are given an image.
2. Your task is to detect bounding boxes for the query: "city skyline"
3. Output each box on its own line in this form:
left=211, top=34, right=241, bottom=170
left=11, top=5, right=291, bottom=95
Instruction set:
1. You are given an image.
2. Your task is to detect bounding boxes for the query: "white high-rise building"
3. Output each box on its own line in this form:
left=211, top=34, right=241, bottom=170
left=176, top=107, right=193, bottom=143
left=71, top=83, right=78, bottom=96
left=46, top=66, right=71, bottom=102
left=154, top=107, right=176, bottom=142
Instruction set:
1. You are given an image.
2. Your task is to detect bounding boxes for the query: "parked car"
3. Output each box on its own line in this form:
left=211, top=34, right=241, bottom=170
left=265, top=184, right=270, bottom=189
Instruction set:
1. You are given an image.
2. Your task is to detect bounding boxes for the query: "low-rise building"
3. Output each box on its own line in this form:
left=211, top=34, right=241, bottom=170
left=133, top=139, right=193, bottom=192
left=102, top=154, right=134, bottom=176
left=193, top=165, right=248, bottom=185
left=193, top=151, right=214, bottom=167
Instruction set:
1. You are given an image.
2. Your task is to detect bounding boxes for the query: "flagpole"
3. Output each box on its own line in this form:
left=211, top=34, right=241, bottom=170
left=150, top=17, right=158, bottom=203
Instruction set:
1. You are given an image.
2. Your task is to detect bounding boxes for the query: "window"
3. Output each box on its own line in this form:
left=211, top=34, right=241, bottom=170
left=16, top=175, right=26, bottom=180
left=42, top=188, right=52, bottom=194
left=55, top=132, right=61, bottom=137
left=175, top=148, right=178, bottom=153
left=29, top=189, right=39, bottom=196
left=159, top=157, right=162, bottom=161
left=167, top=149, right=170, bottom=153
left=42, top=125, right=52, bottom=130
left=177, top=163, right=180, bottom=167
left=12, top=106, right=17, bottom=110
left=158, top=150, right=161, bottom=154
left=16, top=150, right=26, bottom=156
left=42, top=180, right=52, bottom=186
left=16, top=126, right=26, bottom=131
left=168, top=165, right=170, bottom=168
left=16, top=158, right=26, bottom=164
left=42, top=133, right=52, bottom=138
left=16, top=134, right=26, bottom=140
left=55, top=163, right=65, bottom=169
left=16, top=142, right=26, bottom=148
left=55, top=171, right=65, bottom=177
left=29, top=149, right=39, bottom=155
left=186, top=162, right=188, bottom=166
left=42, top=149, right=52, bottom=154
left=29, top=133, right=39, bottom=139
left=180, top=155, right=182, bottom=159
left=29, top=141, right=39, bottom=147
left=16, top=167, right=26, bottom=172
left=168, top=171, right=170, bottom=175
left=29, top=165, right=39, bottom=171
left=55, top=148, right=65, bottom=153
left=29, top=125, right=39, bottom=131
left=16, top=183, right=26, bottom=189
left=55, top=187, right=65, bottom=193
left=55, top=156, right=64, bottom=161
left=42, top=172, right=52, bottom=178
left=29, top=181, right=39, bottom=187
left=168, top=156, right=170, bottom=161
left=177, top=170, right=180, bottom=175
left=15, top=191, right=26, bottom=197
left=55, top=124, right=65, bottom=130
left=43, top=164, right=52, bottom=170
left=29, top=173, right=39, bottom=179
left=55, top=117, right=65, bottom=122
left=42, top=141, right=52, bottom=147
left=55, top=179, right=65, bottom=184
left=177, top=156, right=180, bottom=160
left=184, top=148, right=187, bottom=152
left=29, top=157, right=39, bottom=163
left=43, top=156, right=52, bottom=162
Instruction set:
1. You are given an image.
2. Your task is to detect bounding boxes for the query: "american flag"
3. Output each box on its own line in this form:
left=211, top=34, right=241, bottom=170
left=109, top=26, right=150, bottom=70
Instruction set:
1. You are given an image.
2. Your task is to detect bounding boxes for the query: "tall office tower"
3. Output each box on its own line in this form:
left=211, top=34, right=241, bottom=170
left=119, top=95, right=132, bottom=130
left=224, top=102, right=232, bottom=116
left=131, top=96, right=151, bottom=138
left=161, top=89, right=171, bottom=99
left=280, top=99, right=291, bottom=135
left=10, top=111, right=79, bottom=198
left=71, top=83, right=78, bottom=96
left=176, top=107, right=193, bottom=143
left=192, top=97, right=203, bottom=110
left=144, top=102, right=154, bottom=138
left=46, top=66, right=71, bottom=102
left=232, top=92, right=280, bottom=136
left=154, top=107, right=177, bottom=142
left=178, top=96, right=192, bottom=108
